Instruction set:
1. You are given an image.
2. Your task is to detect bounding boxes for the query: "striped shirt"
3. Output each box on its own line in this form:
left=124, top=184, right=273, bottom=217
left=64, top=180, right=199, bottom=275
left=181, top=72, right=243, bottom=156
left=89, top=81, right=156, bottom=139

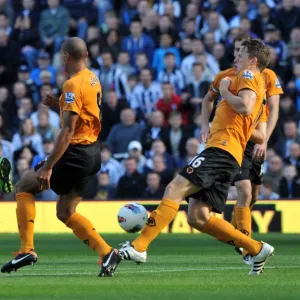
left=96, top=65, right=129, bottom=99
left=157, top=68, right=185, bottom=95
left=130, top=82, right=162, bottom=119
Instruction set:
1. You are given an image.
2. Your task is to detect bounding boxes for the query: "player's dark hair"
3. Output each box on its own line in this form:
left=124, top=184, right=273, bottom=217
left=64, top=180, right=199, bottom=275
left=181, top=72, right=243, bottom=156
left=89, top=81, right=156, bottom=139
left=241, top=39, right=271, bottom=71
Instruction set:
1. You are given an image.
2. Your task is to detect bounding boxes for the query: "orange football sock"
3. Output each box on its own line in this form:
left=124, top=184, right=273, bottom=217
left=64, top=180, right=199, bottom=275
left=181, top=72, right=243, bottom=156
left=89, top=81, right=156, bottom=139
left=66, top=213, right=111, bottom=258
left=202, top=216, right=262, bottom=256
left=132, top=198, right=180, bottom=252
left=234, top=207, right=252, bottom=237
left=16, top=192, right=36, bottom=253
left=230, top=212, right=237, bottom=228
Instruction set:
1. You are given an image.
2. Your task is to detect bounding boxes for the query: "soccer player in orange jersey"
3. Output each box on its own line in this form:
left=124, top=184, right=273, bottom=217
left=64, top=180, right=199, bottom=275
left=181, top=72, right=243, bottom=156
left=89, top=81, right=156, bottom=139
left=201, top=34, right=283, bottom=264
left=1, top=38, right=120, bottom=277
left=119, top=39, right=274, bottom=276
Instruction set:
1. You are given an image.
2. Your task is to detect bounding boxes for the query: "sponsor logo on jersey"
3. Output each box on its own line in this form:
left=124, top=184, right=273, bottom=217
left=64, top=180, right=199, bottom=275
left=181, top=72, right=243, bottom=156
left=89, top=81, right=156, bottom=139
left=65, top=92, right=75, bottom=103
left=243, top=70, right=254, bottom=80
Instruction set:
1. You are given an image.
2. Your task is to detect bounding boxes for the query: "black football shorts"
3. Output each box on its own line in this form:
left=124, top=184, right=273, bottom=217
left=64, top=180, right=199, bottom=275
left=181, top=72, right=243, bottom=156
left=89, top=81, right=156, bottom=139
left=34, top=141, right=101, bottom=196
left=179, top=147, right=240, bottom=213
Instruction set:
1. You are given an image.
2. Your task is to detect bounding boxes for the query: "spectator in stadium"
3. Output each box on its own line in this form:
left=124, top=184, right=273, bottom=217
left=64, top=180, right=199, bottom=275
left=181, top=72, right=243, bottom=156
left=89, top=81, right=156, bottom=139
left=181, top=39, right=219, bottom=84
left=148, top=154, right=173, bottom=187
left=124, top=140, right=147, bottom=174
left=17, top=65, right=38, bottom=102
left=30, top=51, right=56, bottom=87
left=94, top=172, right=116, bottom=200
left=120, top=0, right=139, bottom=27
left=0, top=133, right=13, bottom=164
left=14, top=144, right=38, bottom=169
left=39, top=0, right=69, bottom=54
left=251, top=2, right=277, bottom=39
left=142, top=9, right=159, bottom=45
left=101, top=89, right=129, bottom=140
left=278, top=95, right=299, bottom=128
left=36, top=110, right=59, bottom=142
left=0, top=112, right=11, bottom=141
left=12, top=97, right=34, bottom=133
left=184, top=2, right=202, bottom=33
left=16, top=0, right=39, bottom=28
left=104, top=29, right=121, bottom=62
left=285, top=143, right=300, bottom=174
left=276, top=120, right=300, bottom=158
left=153, top=0, right=181, bottom=18
left=63, top=0, right=97, bottom=40
left=279, top=164, right=300, bottom=198
left=152, top=33, right=181, bottom=74
left=143, top=172, right=164, bottom=199
left=229, top=0, right=250, bottom=29
left=240, top=18, right=258, bottom=39
left=31, top=138, right=54, bottom=168
left=116, top=51, right=135, bottom=77
left=275, top=0, right=300, bottom=42
left=130, top=68, right=162, bottom=122
left=122, top=18, right=155, bottom=66
left=115, top=157, right=146, bottom=199
left=0, top=0, right=14, bottom=25
left=134, top=52, right=149, bottom=75
left=137, top=0, right=150, bottom=19
left=0, top=88, right=15, bottom=131
left=183, top=137, right=200, bottom=165
left=107, top=108, right=143, bottom=157
left=156, top=82, right=186, bottom=126
left=145, top=139, right=176, bottom=172
left=264, top=24, right=288, bottom=65
left=13, top=81, right=28, bottom=103
left=0, top=12, right=12, bottom=36
left=141, top=111, right=168, bottom=153
left=100, top=144, right=122, bottom=187
left=181, top=62, right=210, bottom=114
left=30, top=86, right=60, bottom=128
left=97, top=51, right=129, bottom=100
left=0, top=29, right=21, bottom=85
left=264, top=155, right=284, bottom=193
left=259, top=180, right=280, bottom=200
left=212, top=43, right=231, bottom=70
left=165, top=111, right=192, bottom=161
left=157, top=52, right=185, bottom=95
left=12, top=117, right=44, bottom=157
left=200, top=11, right=228, bottom=43
left=13, top=157, right=30, bottom=184
left=12, top=9, right=41, bottom=70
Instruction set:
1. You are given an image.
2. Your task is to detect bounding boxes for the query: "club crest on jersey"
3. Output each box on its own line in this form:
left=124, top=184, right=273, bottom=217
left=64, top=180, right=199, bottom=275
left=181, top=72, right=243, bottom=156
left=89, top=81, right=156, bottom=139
left=243, top=70, right=254, bottom=80
left=275, top=77, right=281, bottom=88
left=65, top=92, right=75, bottom=104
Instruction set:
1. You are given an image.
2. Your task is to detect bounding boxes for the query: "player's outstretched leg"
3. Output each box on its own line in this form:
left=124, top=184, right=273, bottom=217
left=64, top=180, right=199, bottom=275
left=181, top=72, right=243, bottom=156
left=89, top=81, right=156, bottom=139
left=0, top=157, right=13, bottom=193
left=187, top=198, right=274, bottom=276
left=1, top=170, right=39, bottom=273
left=119, top=175, right=199, bottom=263
left=57, top=191, right=120, bottom=277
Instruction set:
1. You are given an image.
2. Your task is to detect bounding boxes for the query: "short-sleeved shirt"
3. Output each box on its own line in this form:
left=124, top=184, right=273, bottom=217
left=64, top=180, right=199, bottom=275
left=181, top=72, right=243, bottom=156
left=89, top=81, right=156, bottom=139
left=206, top=69, right=266, bottom=166
left=210, top=67, right=284, bottom=107
left=59, top=68, right=102, bottom=145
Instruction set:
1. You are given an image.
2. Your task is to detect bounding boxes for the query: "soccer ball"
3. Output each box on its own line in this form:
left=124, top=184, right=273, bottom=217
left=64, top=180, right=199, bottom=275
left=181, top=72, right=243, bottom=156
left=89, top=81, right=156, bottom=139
left=117, top=203, right=148, bottom=233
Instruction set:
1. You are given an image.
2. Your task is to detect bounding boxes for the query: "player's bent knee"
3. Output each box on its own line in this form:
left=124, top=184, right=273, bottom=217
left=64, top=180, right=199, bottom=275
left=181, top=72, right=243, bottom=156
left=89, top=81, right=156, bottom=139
left=56, top=211, right=72, bottom=223
left=235, top=180, right=252, bottom=207
left=15, top=171, right=40, bottom=195
left=187, top=216, right=207, bottom=231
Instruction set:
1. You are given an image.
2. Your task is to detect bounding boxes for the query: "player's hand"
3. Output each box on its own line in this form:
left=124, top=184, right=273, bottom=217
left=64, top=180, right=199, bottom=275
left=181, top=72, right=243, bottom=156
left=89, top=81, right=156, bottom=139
left=37, top=166, right=52, bottom=191
left=42, top=93, right=59, bottom=109
left=200, top=125, right=210, bottom=144
left=220, top=77, right=232, bottom=93
left=252, top=143, right=267, bottom=161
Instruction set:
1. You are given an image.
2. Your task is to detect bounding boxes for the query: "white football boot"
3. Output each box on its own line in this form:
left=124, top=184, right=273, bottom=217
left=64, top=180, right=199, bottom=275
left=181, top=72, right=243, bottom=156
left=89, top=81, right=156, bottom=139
left=119, top=241, right=147, bottom=264
left=248, top=242, right=275, bottom=275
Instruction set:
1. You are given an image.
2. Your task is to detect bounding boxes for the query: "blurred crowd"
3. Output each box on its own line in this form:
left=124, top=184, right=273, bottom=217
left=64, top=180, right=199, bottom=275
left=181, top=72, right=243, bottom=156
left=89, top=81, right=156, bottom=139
left=1, top=0, right=300, bottom=200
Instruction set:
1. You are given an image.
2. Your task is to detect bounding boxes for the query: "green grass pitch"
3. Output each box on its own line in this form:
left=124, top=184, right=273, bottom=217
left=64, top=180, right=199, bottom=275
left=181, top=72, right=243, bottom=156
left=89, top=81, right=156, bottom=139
left=0, top=233, right=300, bottom=300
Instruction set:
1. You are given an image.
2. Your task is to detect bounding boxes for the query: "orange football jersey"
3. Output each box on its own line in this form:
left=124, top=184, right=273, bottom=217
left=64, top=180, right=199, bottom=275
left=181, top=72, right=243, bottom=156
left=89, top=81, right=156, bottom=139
left=206, top=69, right=266, bottom=165
left=59, top=68, right=102, bottom=145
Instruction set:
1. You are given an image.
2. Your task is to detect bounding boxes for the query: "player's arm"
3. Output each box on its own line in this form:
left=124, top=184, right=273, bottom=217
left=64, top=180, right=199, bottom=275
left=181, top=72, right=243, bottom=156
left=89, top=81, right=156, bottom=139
left=265, top=94, right=279, bottom=142
left=37, top=111, right=78, bottom=190
left=250, top=122, right=267, bottom=145
left=200, top=91, right=217, bottom=143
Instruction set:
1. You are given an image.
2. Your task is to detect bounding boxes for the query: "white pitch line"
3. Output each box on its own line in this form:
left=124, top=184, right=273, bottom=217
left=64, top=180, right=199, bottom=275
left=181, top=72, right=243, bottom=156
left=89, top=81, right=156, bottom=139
left=1, top=265, right=300, bottom=277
